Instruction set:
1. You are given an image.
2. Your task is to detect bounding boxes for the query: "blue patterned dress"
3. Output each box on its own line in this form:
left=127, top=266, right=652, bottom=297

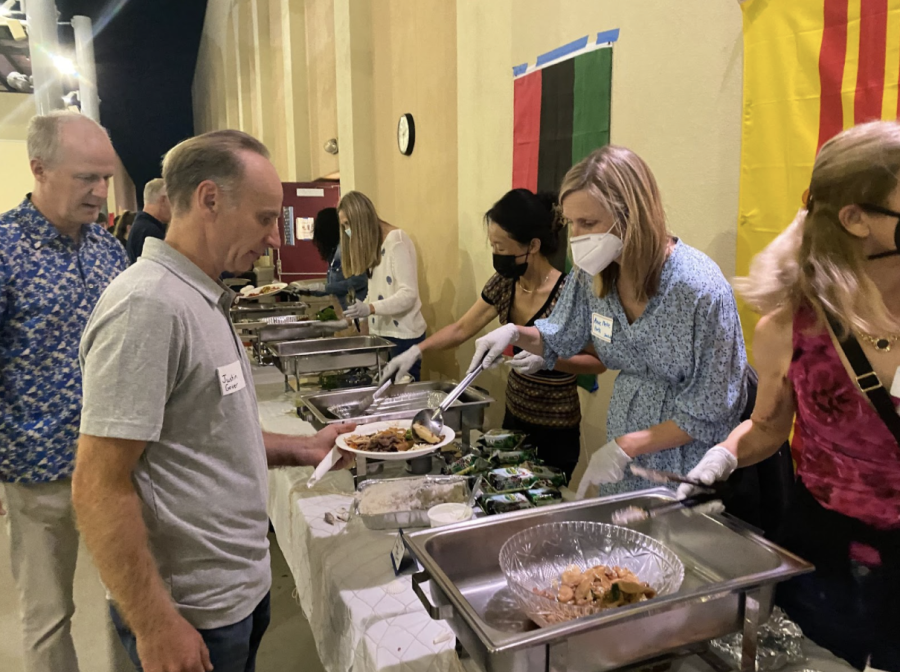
left=536, top=240, right=748, bottom=495
left=0, top=197, right=128, bottom=483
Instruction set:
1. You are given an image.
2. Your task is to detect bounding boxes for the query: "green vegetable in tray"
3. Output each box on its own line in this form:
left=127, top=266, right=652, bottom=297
left=316, top=306, right=338, bottom=322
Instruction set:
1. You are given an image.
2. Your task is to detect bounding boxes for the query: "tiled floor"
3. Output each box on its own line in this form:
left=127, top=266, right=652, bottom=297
left=0, top=517, right=324, bottom=672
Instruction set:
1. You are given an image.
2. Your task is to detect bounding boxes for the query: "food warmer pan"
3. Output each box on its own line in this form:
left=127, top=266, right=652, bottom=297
left=405, top=488, right=812, bottom=672
left=297, top=380, right=494, bottom=448
left=268, top=335, right=394, bottom=377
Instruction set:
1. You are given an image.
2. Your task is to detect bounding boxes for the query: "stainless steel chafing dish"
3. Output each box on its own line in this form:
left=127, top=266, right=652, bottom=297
left=269, top=335, right=394, bottom=380
left=405, top=488, right=812, bottom=672
left=297, top=380, right=494, bottom=448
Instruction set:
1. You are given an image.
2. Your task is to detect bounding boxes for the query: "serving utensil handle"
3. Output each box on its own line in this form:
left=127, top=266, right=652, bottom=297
left=438, top=363, right=484, bottom=412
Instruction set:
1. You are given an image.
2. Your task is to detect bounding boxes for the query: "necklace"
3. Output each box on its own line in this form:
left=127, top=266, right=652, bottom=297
left=858, top=332, right=900, bottom=352
left=518, top=270, right=552, bottom=294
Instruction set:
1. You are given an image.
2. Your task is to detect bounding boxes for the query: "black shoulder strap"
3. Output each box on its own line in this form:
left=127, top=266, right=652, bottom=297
left=827, top=315, right=900, bottom=447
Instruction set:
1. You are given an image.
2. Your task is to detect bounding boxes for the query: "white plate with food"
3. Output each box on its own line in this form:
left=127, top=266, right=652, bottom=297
left=239, top=282, right=288, bottom=300
left=336, top=420, right=455, bottom=460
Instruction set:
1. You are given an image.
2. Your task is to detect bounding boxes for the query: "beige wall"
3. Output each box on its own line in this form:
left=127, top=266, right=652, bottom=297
left=0, top=94, right=36, bottom=212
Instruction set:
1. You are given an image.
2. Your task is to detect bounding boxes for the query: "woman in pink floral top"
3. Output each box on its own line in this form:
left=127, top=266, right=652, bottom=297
left=683, top=122, right=900, bottom=671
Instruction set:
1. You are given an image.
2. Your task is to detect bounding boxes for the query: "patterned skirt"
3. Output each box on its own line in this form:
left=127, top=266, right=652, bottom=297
left=505, top=370, right=581, bottom=428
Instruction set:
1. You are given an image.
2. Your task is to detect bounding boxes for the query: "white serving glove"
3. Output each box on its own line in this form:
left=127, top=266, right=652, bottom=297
left=574, top=439, right=633, bottom=499
left=676, top=445, right=738, bottom=500
left=507, top=350, right=546, bottom=375
left=467, top=323, right=520, bottom=373
left=305, top=282, right=326, bottom=293
left=379, top=345, right=421, bottom=383
left=343, top=299, right=371, bottom=320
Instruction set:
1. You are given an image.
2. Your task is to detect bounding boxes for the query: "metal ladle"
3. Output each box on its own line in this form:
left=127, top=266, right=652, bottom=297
left=412, top=362, right=484, bottom=443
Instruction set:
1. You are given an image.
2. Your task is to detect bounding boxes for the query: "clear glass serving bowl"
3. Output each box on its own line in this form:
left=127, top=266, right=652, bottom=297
left=499, top=521, right=685, bottom=627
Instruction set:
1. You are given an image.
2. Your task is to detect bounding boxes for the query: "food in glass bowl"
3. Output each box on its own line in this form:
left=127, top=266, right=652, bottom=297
left=535, top=563, right=657, bottom=609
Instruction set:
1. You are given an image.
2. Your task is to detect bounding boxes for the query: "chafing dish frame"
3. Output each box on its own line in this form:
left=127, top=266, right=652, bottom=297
left=405, top=488, right=813, bottom=672
left=267, top=335, right=394, bottom=380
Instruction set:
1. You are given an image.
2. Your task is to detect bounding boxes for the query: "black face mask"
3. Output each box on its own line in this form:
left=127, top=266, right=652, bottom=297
left=493, top=251, right=529, bottom=279
left=861, top=204, right=900, bottom=260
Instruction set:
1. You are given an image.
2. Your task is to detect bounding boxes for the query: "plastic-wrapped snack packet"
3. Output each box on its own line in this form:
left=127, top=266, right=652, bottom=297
left=525, top=487, right=562, bottom=507
left=523, top=463, right=568, bottom=488
left=481, top=493, right=534, bottom=515
left=444, top=453, right=490, bottom=476
left=489, top=447, right=537, bottom=466
left=488, top=466, right=538, bottom=493
left=481, top=429, right=527, bottom=451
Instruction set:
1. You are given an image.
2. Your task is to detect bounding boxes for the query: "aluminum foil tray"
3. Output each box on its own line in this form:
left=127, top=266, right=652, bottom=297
left=353, top=475, right=470, bottom=530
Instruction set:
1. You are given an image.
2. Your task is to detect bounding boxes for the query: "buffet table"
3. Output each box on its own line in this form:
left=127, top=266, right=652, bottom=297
left=254, top=366, right=859, bottom=672
left=256, top=367, right=470, bottom=672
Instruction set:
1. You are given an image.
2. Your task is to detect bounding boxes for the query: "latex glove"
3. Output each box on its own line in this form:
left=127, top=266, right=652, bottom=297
left=379, top=345, right=421, bottom=383
left=676, top=445, right=738, bottom=500
left=507, top=350, right=546, bottom=375
left=305, top=281, right=326, bottom=293
left=343, top=299, right=371, bottom=320
left=574, top=439, right=632, bottom=499
left=468, top=323, right=520, bottom=373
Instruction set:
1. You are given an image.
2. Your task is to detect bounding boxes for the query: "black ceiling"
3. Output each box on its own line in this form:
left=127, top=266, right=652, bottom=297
left=56, top=0, right=208, bottom=206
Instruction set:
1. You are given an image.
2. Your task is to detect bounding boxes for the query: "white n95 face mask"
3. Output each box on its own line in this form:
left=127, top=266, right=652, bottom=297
left=570, top=233, right=623, bottom=276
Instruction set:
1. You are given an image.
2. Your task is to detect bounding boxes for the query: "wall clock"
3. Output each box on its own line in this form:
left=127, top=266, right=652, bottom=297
left=397, top=113, right=415, bottom=156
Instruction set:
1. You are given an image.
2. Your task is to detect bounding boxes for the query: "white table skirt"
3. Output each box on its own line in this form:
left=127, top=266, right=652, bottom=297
left=256, top=370, right=466, bottom=672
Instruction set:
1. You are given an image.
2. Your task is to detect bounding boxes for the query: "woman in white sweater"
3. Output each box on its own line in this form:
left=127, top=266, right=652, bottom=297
left=339, top=191, right=428, bottom=380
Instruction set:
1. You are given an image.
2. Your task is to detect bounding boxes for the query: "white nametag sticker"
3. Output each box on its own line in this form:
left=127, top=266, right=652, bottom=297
left=591, top=313, right=614, bottom=343
left=891, top=366, right=900, bottom=399
left=217, top=361, right=246, bottom=396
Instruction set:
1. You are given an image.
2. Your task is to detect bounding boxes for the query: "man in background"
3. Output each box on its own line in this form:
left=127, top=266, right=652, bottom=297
left=125, top=177, right=171, bottom=263
left=0, top=110, right=127, bottom=672
left=74, top=130, right=353, bottom=672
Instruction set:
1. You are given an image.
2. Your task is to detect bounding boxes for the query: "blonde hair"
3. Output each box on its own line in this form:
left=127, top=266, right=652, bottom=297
left=162, top=130, right=270, bottom=215
left=560, top=146, right=669, bottom=302
left=339, top=191, right=382, bottom=277
left=736, top=120, right=900, bottom=338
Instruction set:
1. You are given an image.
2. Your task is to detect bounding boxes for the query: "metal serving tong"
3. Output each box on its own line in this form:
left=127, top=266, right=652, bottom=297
left=611, top=465, right=728, bottom=525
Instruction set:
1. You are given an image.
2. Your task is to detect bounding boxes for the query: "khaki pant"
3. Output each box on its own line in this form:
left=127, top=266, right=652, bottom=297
left=5, top=479, right=81, bottom=672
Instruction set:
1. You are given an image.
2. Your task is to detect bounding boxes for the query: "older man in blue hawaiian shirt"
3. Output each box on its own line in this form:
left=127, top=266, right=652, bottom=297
left=0, top=110, right=127, bottom=672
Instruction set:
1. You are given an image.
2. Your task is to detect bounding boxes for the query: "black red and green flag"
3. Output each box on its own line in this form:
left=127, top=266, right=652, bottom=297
left=511, top=30, right=617, bottom=392
left=512, top=30, right=616, bottom=196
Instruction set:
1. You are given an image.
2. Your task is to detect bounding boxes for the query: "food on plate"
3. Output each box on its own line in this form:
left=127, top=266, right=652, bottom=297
left=488, top=466, right=538, bottom=493
left=481, top=492, right=534, bottom=515
left=358, top=478, right=467, bottom=516
left=345, top=427, right=425, bottom=453
left=316, top=306, right=339, bottom=322
left=244, top=284, right=282, bottom=298
left=412, top=422, right=441, bottom=444
left=534, top=564, right=657, bottom=608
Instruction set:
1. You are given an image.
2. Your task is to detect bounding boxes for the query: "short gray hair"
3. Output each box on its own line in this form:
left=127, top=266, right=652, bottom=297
left=27, top=110, right=106, bottom=166
left=162, top=130, right=270, bottom=214
left=143, top=178, right=167, bottom=205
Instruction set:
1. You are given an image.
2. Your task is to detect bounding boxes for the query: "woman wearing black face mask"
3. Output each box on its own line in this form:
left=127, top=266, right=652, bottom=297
left=380, top=189, right=606, bottom=476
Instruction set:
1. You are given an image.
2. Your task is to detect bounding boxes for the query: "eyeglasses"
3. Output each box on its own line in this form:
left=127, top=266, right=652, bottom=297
left=859, top=203, right=900, bottom=219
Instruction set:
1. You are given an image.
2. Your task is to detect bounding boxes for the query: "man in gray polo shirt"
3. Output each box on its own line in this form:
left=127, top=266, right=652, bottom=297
left=73, top=130, right=353, bottom=672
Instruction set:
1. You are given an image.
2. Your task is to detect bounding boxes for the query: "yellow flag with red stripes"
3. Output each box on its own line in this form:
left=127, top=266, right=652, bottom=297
left=738, top=0, right=900, bottom=352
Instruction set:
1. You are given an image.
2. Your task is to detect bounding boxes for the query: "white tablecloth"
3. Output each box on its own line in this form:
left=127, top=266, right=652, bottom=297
left=256, top=370, right=466, bottom=672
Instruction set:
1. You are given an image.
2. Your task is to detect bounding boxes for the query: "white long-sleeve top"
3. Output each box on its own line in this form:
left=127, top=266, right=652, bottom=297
left=367, top=229, right=427, bottom=339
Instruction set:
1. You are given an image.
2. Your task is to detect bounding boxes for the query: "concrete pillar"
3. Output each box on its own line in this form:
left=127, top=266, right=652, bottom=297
left=25, top=0, right=64, bottom=114
left=71, top=15, right=100, bottom=122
